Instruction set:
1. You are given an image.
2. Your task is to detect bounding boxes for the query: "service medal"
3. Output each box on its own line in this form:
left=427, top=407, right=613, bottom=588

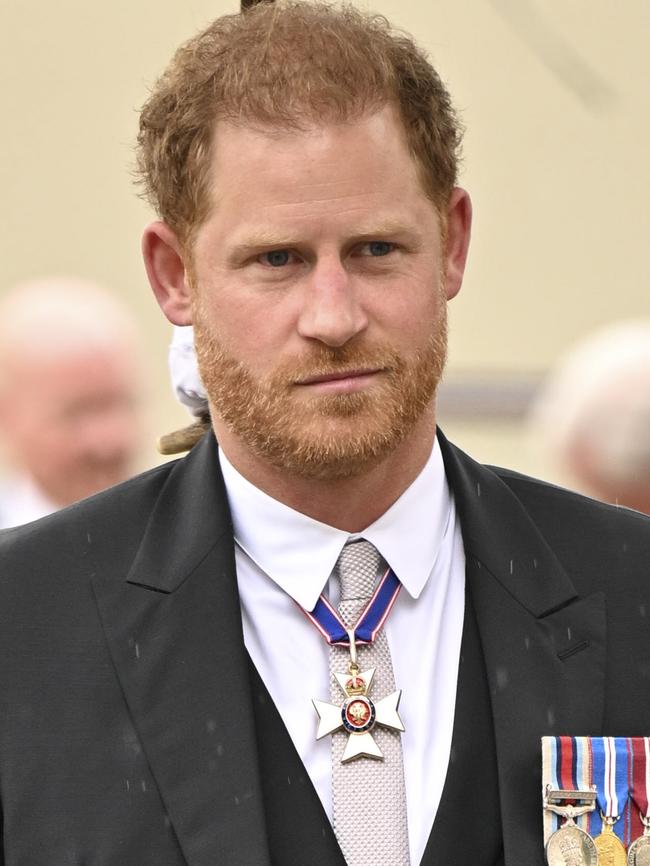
left=594, top=820, right=627, bottom=866
left=545, top=824, right=598, bottom=866
left=628, top=834, right=650, bottom=865
left=543, top=784, right=597, bottom=866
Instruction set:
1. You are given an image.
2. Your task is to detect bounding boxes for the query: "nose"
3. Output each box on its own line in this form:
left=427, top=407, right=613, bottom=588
left=297, top=257, right=368, bottom=347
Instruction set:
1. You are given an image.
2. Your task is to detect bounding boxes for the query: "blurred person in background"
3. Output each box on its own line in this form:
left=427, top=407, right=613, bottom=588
left=0, top=277, right=144, bottom=528
left=530, top=321, right=650, bottom=514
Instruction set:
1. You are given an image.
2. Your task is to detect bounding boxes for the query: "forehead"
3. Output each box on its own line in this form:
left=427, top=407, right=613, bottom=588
left=10, top=346, right=133, bottom=399
left=205, top=104, right=433, bottom=226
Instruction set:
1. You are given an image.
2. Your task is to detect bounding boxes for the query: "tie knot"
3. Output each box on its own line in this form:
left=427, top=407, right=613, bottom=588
left=335, top=540, right=381, bottom=617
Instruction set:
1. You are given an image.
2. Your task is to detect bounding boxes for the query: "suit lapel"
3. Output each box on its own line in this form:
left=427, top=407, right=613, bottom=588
left=92, top=434, right=271, bottom=866
left=438, top=431, right=606, bottom=866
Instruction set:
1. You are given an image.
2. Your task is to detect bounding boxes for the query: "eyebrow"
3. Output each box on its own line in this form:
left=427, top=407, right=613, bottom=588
left=228, top=231, right=303, bottom=260
left=227, top=220, right=419, bottom=260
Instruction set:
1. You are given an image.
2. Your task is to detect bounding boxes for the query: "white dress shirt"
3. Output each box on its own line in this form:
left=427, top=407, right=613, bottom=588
left=219, top=437, right=466, bottom=865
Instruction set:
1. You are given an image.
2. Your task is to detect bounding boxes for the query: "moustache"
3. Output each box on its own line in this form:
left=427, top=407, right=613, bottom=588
left=269, top=344, right=402, bottom=386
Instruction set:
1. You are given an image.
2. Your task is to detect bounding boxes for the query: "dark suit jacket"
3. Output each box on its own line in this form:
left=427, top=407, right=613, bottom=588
left=1, top=430, right=649, bottom=865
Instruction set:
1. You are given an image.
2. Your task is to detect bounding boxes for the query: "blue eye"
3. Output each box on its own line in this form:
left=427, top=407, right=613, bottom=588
left=262, top=250, right=291, bottom=267
left=367, top=241, right=392, bottom=257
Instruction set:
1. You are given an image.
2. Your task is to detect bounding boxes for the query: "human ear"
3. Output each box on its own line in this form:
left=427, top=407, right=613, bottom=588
left=142, top=221, right=193, bottom=325
left=443, top=188, right=472, bottom=301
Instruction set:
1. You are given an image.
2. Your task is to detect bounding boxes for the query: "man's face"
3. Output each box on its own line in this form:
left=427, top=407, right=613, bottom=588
left=0, top=347, right=141, bottom=506
left=189, top=104, right=466, bottom=479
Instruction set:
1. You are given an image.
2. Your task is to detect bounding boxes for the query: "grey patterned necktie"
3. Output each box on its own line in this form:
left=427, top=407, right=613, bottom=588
left=330, top=539, right=410, bottom=865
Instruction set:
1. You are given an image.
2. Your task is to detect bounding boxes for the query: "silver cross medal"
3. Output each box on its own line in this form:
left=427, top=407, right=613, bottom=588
left=312, top=628, right=405, bottom=763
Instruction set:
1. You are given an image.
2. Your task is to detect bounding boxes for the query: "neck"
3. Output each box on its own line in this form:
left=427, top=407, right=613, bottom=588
left=213, top=414, right=437, bottom=532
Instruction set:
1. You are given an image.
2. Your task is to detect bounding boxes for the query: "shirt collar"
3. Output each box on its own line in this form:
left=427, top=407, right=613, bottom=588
left=219, top=437, right=452, bottom=611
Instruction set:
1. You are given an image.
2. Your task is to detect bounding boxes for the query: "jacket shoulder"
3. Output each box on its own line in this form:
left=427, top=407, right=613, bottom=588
left=491, top=464, right=650, bottom=529
left=487, top=464, right=650, bottom=584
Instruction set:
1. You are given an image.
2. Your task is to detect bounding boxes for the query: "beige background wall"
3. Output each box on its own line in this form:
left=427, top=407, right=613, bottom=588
left=1, top=0, right=648, bottom=482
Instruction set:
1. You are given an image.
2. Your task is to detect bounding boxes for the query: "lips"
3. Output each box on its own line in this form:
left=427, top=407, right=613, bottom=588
left=297, top=368, right=382, bottom=386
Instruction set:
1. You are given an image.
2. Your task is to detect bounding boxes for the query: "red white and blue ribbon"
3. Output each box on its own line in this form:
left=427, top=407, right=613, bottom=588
left=302, top=566, right=401, bottom=646
left=590, top=736, right=630, bottom=842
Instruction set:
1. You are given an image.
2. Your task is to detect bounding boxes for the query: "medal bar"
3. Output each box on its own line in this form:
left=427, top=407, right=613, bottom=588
left=541, top=737, right=650, bottom=865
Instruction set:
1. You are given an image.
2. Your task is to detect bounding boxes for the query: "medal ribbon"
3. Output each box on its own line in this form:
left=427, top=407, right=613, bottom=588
left=590, top=736, right=629, bottom=842
left=631, top=737, right=650, bottom=817
left=542, top=736, right=560, bottom=838
left=303, top=566, right=401, bottom=646
left=629, top=737, right=650, bottom=842
left=555, top=735, right=592, bottom=795
left=555, top=735, right=579, bottom=792
left=543, top=737, right=593, bottom=838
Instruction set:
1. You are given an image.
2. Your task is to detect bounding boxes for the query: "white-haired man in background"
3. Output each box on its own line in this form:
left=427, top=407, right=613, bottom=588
left=531, top=321, right=650, bottom=515
left=0, top=277, right=145, bottom=528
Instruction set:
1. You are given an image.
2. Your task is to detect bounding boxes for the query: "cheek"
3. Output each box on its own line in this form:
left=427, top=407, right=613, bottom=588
left=372, top=284, right=442, bottom=340
left=199, top=286, right=302, bottom=363
left=12, top=408, right=60, bottom=451
left=24, top=431, right=77, bottom=480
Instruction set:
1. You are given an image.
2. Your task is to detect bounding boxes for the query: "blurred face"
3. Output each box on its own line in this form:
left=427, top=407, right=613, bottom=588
left=0, top=346, right=141, bottom=506
left=187, top=105, right=469, bottom=479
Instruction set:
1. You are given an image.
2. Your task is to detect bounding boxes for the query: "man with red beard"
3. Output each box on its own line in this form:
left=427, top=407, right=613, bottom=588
left=0, top=4, right=649, bottom=866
